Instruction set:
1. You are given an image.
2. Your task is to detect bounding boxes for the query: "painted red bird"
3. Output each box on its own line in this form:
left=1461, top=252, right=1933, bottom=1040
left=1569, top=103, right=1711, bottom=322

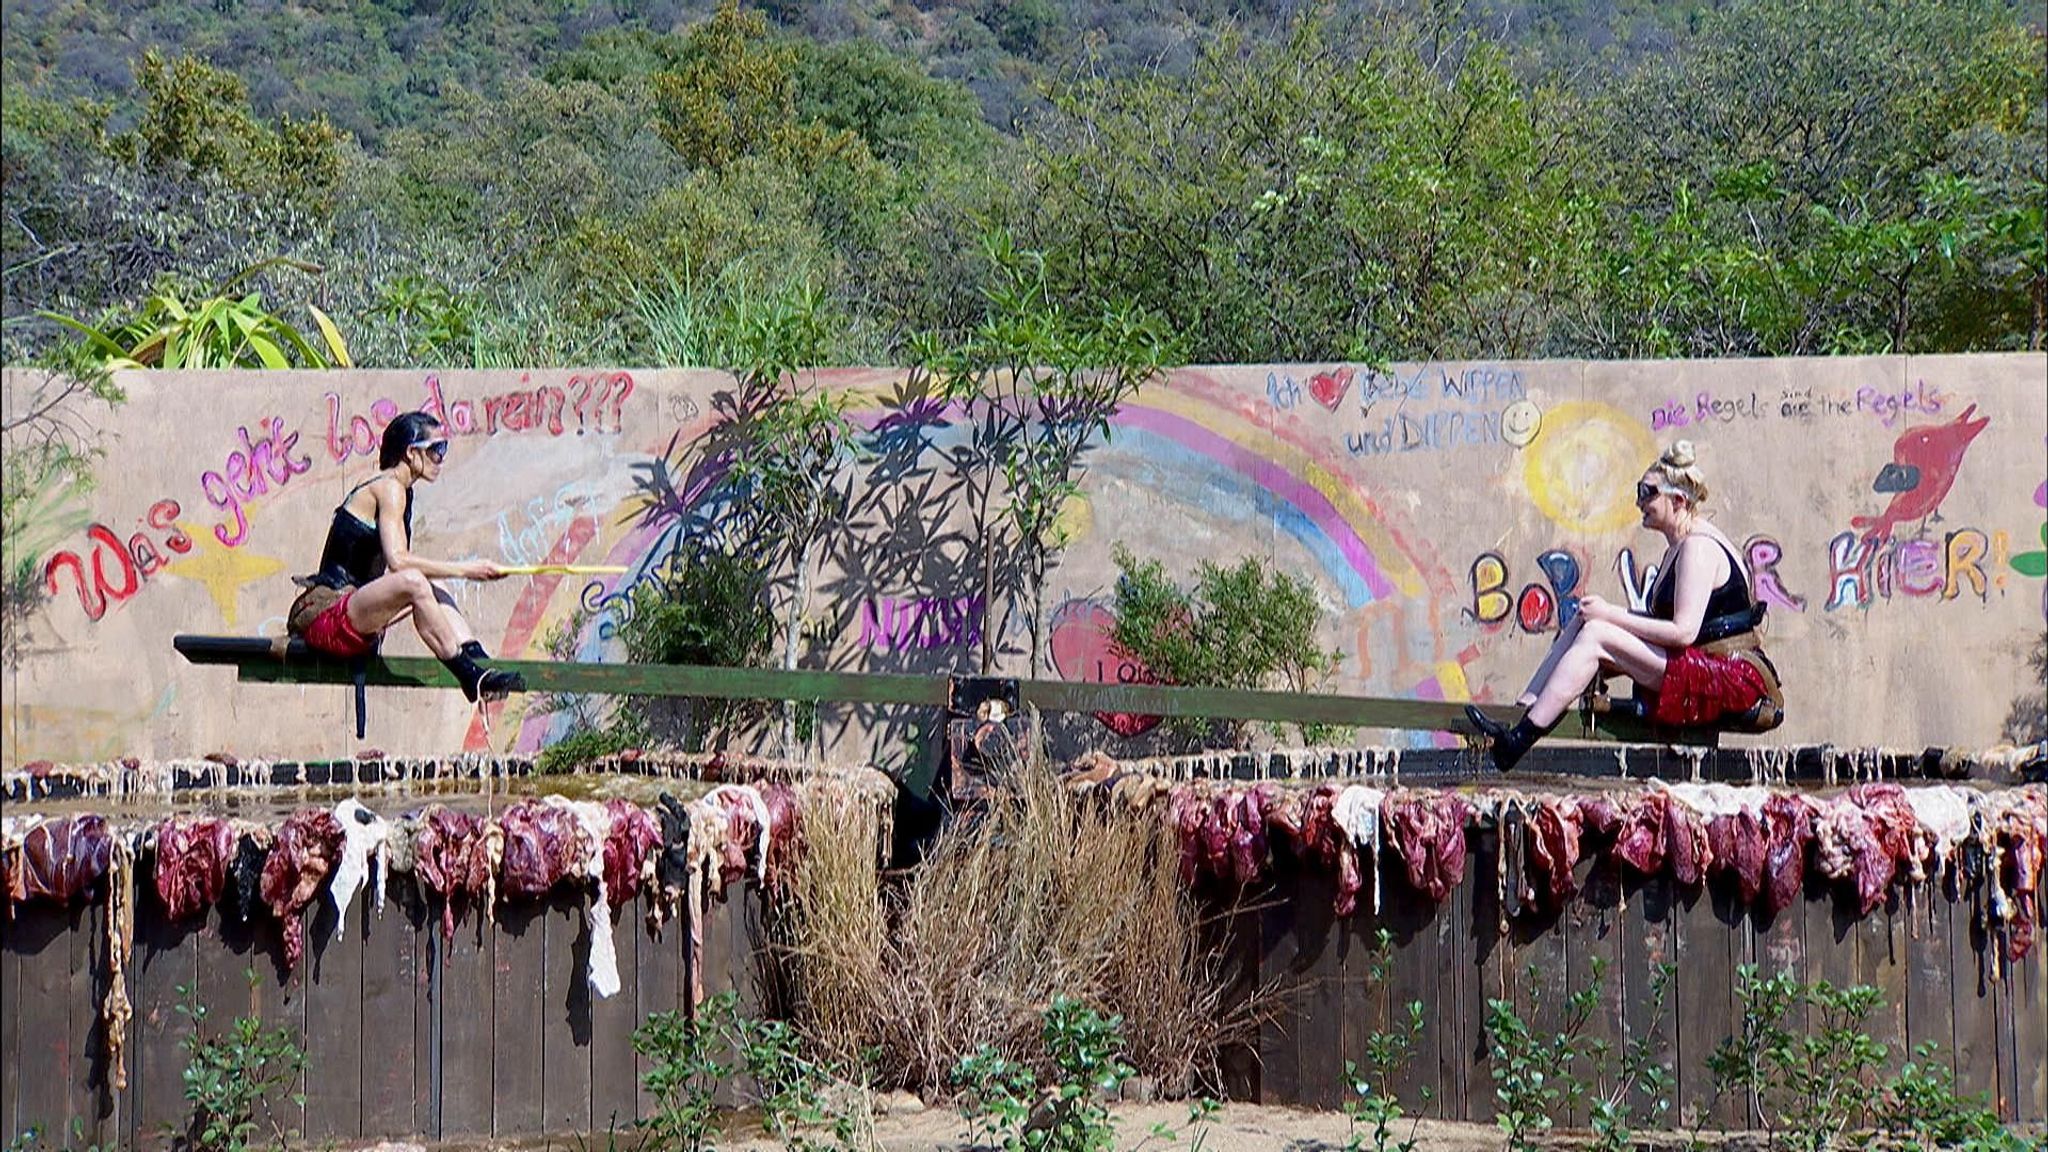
left=1851, top=403, right=1991, bottom=543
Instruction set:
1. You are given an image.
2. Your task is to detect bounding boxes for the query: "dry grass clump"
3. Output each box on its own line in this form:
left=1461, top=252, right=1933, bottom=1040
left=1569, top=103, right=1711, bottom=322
left=779, top=766, right=1253, bottom=1097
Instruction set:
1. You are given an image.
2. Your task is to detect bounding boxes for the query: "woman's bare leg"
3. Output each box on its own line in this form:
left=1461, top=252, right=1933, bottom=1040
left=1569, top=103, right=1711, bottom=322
left=1517, top=611, right=1587, bottom=705
left=344, top=570, right=467, bottom=658
left=1525, top=619, right=1669, bottom=727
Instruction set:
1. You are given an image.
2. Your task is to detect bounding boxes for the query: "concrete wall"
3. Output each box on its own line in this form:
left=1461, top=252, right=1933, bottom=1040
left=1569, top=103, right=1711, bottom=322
left=3, top=356, right=2042, bottom=766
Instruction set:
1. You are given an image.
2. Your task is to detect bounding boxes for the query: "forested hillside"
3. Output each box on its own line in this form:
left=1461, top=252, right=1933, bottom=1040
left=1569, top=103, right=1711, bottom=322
left=2, top=0, right=2042, bottom=369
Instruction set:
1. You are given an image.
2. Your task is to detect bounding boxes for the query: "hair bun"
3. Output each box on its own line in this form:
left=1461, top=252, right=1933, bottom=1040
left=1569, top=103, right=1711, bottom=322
left=1662, top=440, right=1697, bottom=469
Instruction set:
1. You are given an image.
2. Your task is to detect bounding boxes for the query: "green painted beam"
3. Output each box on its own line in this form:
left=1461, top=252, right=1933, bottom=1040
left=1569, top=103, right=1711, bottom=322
left=173, top=634, right=1708, bottom=744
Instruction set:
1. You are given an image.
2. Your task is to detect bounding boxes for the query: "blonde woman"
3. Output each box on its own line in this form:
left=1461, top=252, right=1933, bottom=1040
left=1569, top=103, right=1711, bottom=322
left=1467, top=441, right=1772, bottom=770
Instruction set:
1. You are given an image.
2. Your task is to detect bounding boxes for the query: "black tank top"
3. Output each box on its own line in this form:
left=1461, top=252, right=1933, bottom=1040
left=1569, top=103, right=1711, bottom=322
left=308, top=479, right=411, bottom=589
left=1650, top=536, right=1751, bottom=625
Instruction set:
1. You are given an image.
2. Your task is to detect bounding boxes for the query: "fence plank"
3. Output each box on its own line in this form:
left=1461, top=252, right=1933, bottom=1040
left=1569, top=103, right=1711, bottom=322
left=1673, top=877, right=1741, bottom=1129
left=1292, top=866, right=1344, bottom=1109
left=541, top=888, right=594, bottom=1135
left=1467, top=833, right=1509, bottom=1129
left=1903, top=886, right=1956, bottom=1089
left=493, top=900, right=546, bottom=1136
left=302, top=893, right=364, bottom=1141
left=1214, top=896, right=1264, bottom=1101
left=637, top=900, right=684, bottom=1118
left=129, top=893, right=199, bottom=1150
left=360, top=879, right=421, bottom=1138
left=1853, top=899, right=1909, bottom=1087
left=2, top=910, right=19, bottom=1141
left=1382, top=873, right=1442, bottom=1117
left=436, top=913, right=495, bottom=1137
left=1572, top=856, right=1627, bottom=1130
left=1444, top=853, right=1482, bottom=1126
left=1255, top=876, right=1302, bottom=1108
left=2013, top=941, right=2047, bottom=1124
left=1338, top=891, right=1387, bottom=1124
left=1620, top=873, right=1677, bottom=1124
left=591, top=897, right=642, bottom=1137
left=1949, top=883, right=2000, bottom=1112
left=9, top=905, right=72, bottom=1144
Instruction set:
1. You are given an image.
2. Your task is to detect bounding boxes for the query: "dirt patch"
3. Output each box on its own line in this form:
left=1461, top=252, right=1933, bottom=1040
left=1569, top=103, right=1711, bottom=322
left=349, top=1099, right=1770, bottom=1152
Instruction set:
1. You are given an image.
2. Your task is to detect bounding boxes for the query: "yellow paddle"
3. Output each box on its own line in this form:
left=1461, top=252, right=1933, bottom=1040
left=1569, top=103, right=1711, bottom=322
left=498, top=564, right=630, bottom=576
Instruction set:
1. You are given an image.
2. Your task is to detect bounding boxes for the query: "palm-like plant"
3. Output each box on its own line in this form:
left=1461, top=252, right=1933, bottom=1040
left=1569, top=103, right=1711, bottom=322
left=40, top=258, right=351, bottom=370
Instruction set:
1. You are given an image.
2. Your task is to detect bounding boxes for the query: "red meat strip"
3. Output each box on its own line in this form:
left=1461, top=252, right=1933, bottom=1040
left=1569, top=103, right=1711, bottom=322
left=154, top=817, right=238, bottom=921
left=1816, top=785, right=1921, bottom=917
left=1666, top=798, right=1713, bottom=888
left=1759, top=794, right=1814, bottom=919
left=1225, top=785, right=1279, bottom=887
left=756, top=783, right=802, bottom=889
left=1612, top=792, right=1670, bottom=876
left=1988, top=788, right=2047, bottom=962
left=1383, top=791, right=1473, bottom=901
left=499, top=799, right=586, bottom=899
left=1273, top=785, right=1364, bottom=917
left=1527, top=797, right=1586, bottom=910
left=258, top=809, right=345, bottom=971
left=602, top=799, right=662, bottom=908
left=17, top=815, right=114, bottom=906
left=1578, top=796, right=1623, bottom=837
left=413, top=807, right=491, bottom=940
left=1706, top=809, right=1769, bottom=907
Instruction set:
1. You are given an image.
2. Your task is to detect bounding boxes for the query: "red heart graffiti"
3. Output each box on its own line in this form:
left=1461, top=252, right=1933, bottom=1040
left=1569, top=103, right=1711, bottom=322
left=1307, top=367, right=1354, bottom=410
left=1048, top=599, right=1164, bottom=738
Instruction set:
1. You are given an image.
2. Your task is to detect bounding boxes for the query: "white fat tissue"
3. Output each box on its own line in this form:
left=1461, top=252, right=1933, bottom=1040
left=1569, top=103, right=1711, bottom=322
left=1659, top=781, right=1769, bottom=818
left=1904, top=786, right=1973, bottom=864
left=557, top=797, right=621, bottom=999
left=1333, top=785, right=1386, bottom=911
left=328, top=799, right=391, bottom=939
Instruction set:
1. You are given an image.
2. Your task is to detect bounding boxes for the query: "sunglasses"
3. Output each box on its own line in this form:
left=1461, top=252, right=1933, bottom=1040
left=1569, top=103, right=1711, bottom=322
left=1636, top=481, right=1681, bottom=504
left=413, top=439, right=450, bottom=463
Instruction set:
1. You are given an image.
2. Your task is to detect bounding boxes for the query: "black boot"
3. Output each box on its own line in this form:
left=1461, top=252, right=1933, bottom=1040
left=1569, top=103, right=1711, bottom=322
left=441, top=649, right=525, bottom=703
left=1464, top=705, right=1556, bottom=772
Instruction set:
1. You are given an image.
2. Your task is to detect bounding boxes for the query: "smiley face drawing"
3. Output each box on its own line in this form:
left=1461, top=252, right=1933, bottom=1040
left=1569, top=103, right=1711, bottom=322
left=1501, top=400, right=1542, bottom=447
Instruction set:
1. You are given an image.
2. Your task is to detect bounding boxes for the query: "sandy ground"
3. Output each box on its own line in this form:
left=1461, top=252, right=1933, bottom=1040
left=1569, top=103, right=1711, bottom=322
left=354, top=1098, right=1770, bottom=1152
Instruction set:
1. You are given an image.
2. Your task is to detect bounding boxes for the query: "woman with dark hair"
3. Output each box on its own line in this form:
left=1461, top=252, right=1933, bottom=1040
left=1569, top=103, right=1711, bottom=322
left=1466, top=440, right=1777, bottom=771
left=288, top=411, right=523, bottom=703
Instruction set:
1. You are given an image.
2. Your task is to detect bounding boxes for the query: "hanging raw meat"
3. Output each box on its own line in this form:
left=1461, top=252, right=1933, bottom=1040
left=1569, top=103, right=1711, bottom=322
left=152, top=816, right=238, bottom=921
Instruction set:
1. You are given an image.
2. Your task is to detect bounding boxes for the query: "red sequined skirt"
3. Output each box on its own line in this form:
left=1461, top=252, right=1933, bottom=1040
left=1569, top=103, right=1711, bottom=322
left=1653, top=646, right=1769, bottom=728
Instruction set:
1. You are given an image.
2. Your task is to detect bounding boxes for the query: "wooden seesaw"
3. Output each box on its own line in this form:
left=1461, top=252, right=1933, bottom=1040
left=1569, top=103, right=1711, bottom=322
left=172, top=634, right=1713, bottom=747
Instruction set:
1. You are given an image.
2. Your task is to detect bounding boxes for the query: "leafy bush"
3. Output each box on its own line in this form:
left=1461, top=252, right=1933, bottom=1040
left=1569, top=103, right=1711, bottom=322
left=1712, top=965, right=2023, bottom=1152
left=533, top=722, right=641, bottom=775
left=1709, top=965, right=1887, bottom=1151
left=613, top=547, right=777, bottom=751
left=635, top=994, right=737, bottom=1152
left=174, top=977, right=306, bottom=1152
left=1482, top=957, right=1674, bottom=1152
left=1343, top=938, right=1429, bottom=1152
left=951, top=996, right=1134, bottom=1152
left=1108, top=543, right=1342, bottom=747
left=635, top=992, right=879, bottom=1152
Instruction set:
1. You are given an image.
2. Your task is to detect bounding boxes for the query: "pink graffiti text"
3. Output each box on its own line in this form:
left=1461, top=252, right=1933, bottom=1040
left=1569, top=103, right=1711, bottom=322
left=325, top=373, right=639, bottom=462
left=199, top=416, right=312, bottom=547
left=858, top=596, right=984, bottom=652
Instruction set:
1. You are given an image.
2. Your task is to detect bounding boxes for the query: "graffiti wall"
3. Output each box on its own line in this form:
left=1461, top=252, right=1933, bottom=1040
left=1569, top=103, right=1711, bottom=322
left=2, top=356, right=2041, bottom=766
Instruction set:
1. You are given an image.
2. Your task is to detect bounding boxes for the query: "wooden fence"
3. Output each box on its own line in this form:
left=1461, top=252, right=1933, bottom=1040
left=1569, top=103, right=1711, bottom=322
left=3, top=831, right=2043, bottom=1147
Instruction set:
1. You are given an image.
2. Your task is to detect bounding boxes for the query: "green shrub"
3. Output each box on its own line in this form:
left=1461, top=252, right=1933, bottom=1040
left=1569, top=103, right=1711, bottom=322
left=1713, top=965, right=2024, bottom=1152
left=613, top=547, right=776, bottom=751
left=174, top=977, right=306, bottom=1152
left=1108, top=543, right=1341, bottom=747
left=951, top=996, right=1135, bottom=1152
left=534, top=722, right=641, bottom=775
